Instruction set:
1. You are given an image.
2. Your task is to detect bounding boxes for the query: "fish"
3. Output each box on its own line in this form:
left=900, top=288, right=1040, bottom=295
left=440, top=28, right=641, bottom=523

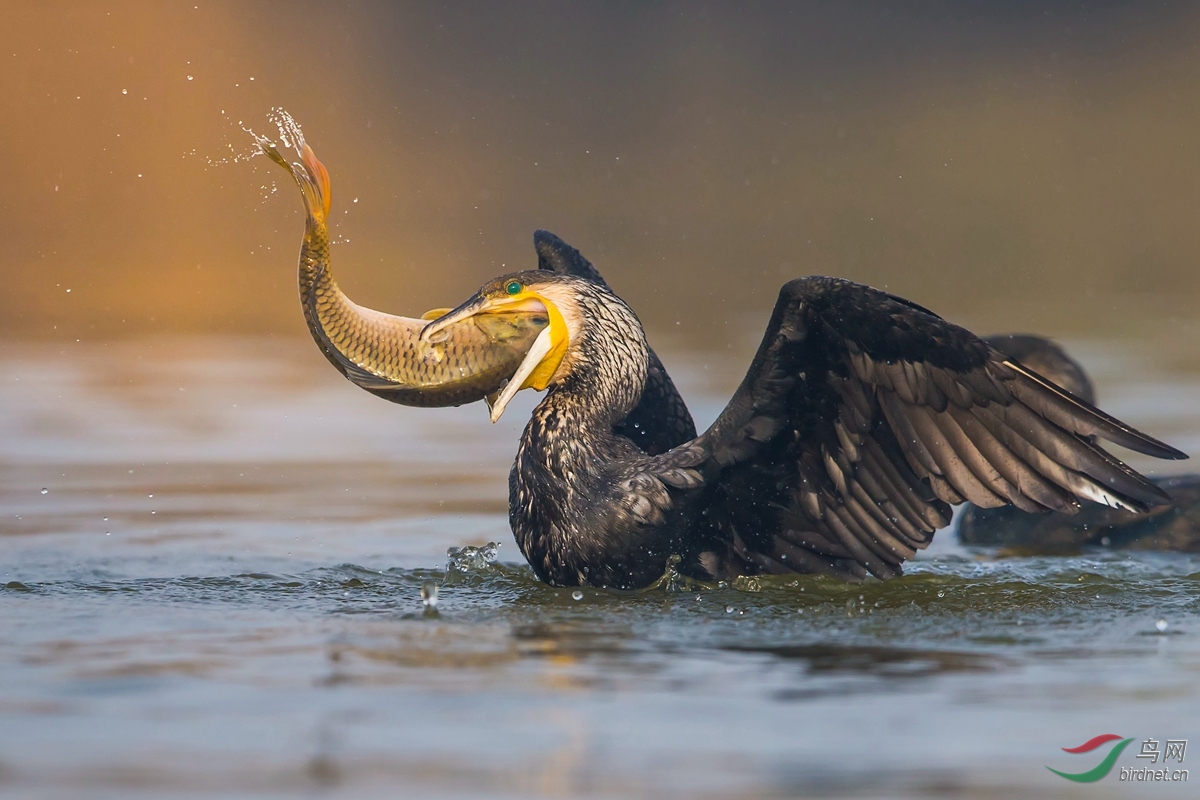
left=256, top=110, right=547, bottom=408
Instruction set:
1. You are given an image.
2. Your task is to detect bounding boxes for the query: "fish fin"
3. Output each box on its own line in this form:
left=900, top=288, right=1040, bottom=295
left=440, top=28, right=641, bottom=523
left=421, top=307, right=453, bottom=321
left=299, top=144, right=331, bottom=220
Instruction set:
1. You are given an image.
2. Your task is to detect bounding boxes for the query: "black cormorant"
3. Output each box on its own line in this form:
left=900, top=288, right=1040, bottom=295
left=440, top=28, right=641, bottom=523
left=421, top=273, right=1188, bottom=588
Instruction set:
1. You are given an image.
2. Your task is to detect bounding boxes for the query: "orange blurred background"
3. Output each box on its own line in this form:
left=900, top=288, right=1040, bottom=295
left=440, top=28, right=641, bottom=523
left=2, top=1, right=1199, bottom=348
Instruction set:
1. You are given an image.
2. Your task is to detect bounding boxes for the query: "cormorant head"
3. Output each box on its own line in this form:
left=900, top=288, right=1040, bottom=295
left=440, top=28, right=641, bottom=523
left=420, top=271, right=645, bottom=423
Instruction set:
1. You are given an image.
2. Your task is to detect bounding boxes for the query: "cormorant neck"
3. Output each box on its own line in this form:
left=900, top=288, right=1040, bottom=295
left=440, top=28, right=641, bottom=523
left=542, top=362, right=640, bottom=435
left=537, top=286, right=649, bottom=434
left=508, top=281, right=653, bottom=588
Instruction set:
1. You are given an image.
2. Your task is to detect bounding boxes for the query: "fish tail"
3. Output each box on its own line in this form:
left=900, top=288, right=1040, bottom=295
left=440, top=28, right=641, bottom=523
left=266, top=142, right=331, bottom=224
left=297, top=144, right=332, bottom=221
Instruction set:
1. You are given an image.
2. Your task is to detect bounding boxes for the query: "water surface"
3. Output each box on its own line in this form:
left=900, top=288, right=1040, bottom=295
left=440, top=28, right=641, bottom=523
left=1, top=336, right=1197, bottom=798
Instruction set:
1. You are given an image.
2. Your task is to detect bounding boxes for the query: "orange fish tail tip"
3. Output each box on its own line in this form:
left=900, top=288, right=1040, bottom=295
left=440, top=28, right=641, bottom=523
left=300, top=144, right=332, bottom=218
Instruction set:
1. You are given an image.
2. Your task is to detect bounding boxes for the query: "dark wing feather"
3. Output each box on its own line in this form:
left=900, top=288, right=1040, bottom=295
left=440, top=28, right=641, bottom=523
left=534, top=230, right=697, bottom=454
left=680, top=276, right=1186, bottom=580
left=983, top=334, right=1096, bottom=405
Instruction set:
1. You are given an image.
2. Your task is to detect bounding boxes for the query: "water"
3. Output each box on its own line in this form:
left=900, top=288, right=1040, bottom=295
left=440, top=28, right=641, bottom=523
left=1, top=335, right=1198, bottom=798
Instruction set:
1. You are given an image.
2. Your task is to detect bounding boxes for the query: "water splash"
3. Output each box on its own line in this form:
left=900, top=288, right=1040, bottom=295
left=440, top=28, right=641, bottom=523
left=446, top=542, right=500, bottom=574
left=196, top=108, right=290, bottom=169
left=641, top=554, right=709, bottom=593
left=241, top=108, right=353, bottom=241
left=251, top=107, right=307, bottom=158
left=732, top=575, right=762, bottom=593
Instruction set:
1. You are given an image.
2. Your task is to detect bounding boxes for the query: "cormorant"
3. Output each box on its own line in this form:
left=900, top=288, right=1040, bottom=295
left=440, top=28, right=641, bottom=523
left=421, top=273, right=1188, bottom=588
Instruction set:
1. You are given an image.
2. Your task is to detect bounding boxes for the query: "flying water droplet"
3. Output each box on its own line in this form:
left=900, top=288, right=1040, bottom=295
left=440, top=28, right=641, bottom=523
left=39, top=488, right=48, bottom=495
left=571, top=590, right=583, bottom=601
left=1156, top=619, right=1168, bottom=633
left=421, top=581, right=438, bottom=611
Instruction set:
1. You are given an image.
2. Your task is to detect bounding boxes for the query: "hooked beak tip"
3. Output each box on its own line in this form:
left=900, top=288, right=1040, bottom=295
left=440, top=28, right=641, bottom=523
left=419, top=295, right=490, bottom=342
left=418, top=318, right=446, bottom=343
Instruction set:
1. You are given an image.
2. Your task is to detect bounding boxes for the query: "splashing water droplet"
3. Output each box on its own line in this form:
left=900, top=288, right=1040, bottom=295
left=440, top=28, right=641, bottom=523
left=571, top=590, right=583, bottom=601
left=937, top=591, right=945, bottom=598
left=446, top=542, right=501, bottom=573
left=187, top=75, right=193, bottom=81
left=39, top=488, right=48, bottom=495
left=725, top=606, right=735, bottom=614
left=1156, top=619, right=1168, bottom=633
left=421, top=581, right=438, bottom=610
left=733, top=575, right=762, bottom=592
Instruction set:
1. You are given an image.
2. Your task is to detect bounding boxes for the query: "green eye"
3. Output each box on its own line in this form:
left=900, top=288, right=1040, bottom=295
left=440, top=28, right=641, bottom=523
left=505, top=281, right=522, bottom=295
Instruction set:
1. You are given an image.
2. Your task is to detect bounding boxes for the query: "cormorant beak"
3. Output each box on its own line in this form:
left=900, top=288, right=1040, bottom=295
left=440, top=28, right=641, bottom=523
left=420, top=290, right=569, bottom=423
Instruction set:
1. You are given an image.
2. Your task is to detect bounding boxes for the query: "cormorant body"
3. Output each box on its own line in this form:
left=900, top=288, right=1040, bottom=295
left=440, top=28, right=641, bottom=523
left=423, top=273, right=1187, bottom=588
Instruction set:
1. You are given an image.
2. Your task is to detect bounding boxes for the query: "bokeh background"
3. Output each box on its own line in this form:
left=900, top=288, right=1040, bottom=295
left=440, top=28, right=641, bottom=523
left=3, top=0, right=1199, bottom=350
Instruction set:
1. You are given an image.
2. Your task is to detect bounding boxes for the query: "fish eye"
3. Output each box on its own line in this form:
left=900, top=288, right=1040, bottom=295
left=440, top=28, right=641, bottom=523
left=505, top=281, right=522, bottom=295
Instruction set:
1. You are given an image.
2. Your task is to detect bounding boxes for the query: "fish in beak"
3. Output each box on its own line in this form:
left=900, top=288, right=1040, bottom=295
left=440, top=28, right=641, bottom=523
left=421, top=279, right=571, bottom=422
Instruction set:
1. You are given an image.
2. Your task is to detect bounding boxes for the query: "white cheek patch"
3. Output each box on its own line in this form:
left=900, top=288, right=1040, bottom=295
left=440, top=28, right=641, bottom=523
left=536, top=286, right=584, bottom=343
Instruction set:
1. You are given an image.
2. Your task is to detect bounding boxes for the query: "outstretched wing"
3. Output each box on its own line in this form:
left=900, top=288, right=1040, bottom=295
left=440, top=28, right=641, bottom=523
left=534, top=230, right=697, bottom=454
left=685, top=276, right=1186, bottom=580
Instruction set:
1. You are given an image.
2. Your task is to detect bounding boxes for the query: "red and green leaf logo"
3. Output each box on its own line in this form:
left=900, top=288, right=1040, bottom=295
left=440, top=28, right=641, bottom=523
left=1047, top=734, right=1135, bottom=782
